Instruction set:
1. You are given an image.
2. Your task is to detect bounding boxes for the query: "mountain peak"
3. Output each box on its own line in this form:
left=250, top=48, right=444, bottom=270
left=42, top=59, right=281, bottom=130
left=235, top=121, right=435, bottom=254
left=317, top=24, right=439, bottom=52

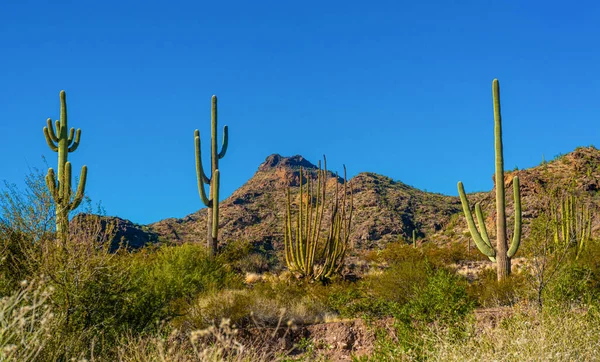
left=258, top=154, right=318, bottom=172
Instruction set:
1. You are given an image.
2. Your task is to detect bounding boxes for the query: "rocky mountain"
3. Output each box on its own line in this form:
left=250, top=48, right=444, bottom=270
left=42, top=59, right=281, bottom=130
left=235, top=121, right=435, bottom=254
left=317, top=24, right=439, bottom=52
left=90, top=146, right=600, bottom=253
left=150, top=154, right=462, bottom=251
left=446, top=146, right=600, bottom=246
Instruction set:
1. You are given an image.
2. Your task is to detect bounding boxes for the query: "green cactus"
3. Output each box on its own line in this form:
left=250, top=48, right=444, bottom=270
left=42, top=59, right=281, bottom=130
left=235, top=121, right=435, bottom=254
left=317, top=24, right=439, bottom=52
left=195, top=95, right=228, bottom=256
left=43, top=90, right=87, bottom=241
left=551, top=193, right=592, bottom=260
left=412, top=229, right=417, bottom=248
left=457, top=79, right=522, bottom=280
left=284, top=157, right=353, bottom=281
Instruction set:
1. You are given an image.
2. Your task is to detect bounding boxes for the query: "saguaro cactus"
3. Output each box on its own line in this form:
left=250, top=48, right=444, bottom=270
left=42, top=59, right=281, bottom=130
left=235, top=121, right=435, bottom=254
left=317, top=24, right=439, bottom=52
left=195, top=95, right=228, bottom=256
left=284, top=158, right=353, bottom=281
left=43, top=90, right=87, bottom=241
left=457, top=79, right=522, bottom=280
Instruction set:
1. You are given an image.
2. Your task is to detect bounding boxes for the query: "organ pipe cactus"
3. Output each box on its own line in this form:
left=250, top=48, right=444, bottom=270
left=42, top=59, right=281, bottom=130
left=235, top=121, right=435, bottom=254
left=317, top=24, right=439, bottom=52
left=551, top=193, right=593, bottom=260
left=195, top=95, right=228, bottom=256
left=43, top=90, right=87, bottom=241
left=457, top=79, right=522, bottom=280
left=284, top=157, right=353, bottom=281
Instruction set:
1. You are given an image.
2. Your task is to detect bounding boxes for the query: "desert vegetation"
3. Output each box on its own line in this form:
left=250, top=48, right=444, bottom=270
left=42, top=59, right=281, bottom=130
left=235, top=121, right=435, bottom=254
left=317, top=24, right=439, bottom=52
left=2, top=80, right=600, bottom=361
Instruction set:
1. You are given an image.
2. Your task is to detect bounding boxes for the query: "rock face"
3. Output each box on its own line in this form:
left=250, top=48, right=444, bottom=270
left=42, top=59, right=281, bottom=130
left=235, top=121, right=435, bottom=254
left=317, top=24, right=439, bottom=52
left=90, top=146, right=600, bottom=255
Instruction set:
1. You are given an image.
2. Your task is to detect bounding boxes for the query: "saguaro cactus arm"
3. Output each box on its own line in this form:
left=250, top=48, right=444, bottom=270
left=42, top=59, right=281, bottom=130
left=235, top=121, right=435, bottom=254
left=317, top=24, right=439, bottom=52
left=457, top=181, right=496, bottom=260
left=194, top=130, right=211, bottom=205
left=69, top=164, right=88, bottom=210
left=218, top=125, right=229, bottom=159
left=68, top=129, right=81, bottom=152
left=475, top=203, right=492, bottom=248
left=46, top=168, right=58, bottom=201
left=43, top=119, right=59, bottom=151
left=507, top=176, right=522, bottom=258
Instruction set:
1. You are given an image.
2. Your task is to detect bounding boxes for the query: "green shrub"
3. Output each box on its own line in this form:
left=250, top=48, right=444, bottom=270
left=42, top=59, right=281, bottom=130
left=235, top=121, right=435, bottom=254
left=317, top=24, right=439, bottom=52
left=401, top=267, right=474, bottom=325
left=125, top=243, right=243, bottom=328
left=468, top=268, right=527, bottom=308
left=220, top=240, right=276, bottom=274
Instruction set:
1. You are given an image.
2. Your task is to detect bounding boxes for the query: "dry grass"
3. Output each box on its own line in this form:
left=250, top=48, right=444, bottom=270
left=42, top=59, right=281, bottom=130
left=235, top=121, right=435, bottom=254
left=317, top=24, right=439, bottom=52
left=0, top=280, right=54, bottom=361
left=187, top=287, right=336, bottom=328
left=423, top=305, right=600, bottom=361
left=116, top=319, right=290, bottom=362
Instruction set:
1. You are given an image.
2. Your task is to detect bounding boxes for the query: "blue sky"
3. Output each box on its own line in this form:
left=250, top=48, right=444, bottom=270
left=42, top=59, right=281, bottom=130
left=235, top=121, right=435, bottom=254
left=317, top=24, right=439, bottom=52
left=2, top=1, right=599, bottom=224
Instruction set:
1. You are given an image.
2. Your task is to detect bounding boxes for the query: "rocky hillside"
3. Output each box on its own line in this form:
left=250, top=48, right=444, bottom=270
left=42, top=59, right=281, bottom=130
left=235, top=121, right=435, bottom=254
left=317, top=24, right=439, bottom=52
left=446, top=146, right=600, bottom=246
left=88, top=146, right=600, bottom=253
left=150, top=154, right=462, bottom=251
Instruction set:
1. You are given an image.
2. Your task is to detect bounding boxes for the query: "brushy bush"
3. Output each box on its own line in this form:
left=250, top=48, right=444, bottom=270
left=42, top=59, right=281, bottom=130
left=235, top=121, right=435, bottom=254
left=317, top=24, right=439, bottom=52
left=401, top=267, right=474, bottom=326
left=468, top=268, right=528, bottom=308
left=365, top=241, right=485, bottom=270
left=0, top=280, right=54, bottom=362
left=123, top=243, right=243, bottom=332
left=220, top=240, right=274, bottom=274
left=187, top=279, right=334, bottom=329
left=117, top=319, right=289, bottom=362
left=426, top=305, right=600, bottom=361
left=357, top=264, right=475, bottom=360
left=543, top=260, right=599, bottom=309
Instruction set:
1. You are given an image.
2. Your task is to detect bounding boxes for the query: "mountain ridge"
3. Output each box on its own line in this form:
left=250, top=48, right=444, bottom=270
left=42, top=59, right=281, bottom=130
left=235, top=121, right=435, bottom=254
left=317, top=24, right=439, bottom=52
left=82, top=146, right=600, bottom=254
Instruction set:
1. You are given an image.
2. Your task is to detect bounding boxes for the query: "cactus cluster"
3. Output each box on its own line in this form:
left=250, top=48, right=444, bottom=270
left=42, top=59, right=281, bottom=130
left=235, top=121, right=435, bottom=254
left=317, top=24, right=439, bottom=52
left=457, top=79, right=522, bottom=280
left=284, top=157, right=353, bottom=281
left=195, top=95, right=229, bottom=256
left=43, top=91, right=88, bottom=241
left=551, top=193, right=593, bottom=259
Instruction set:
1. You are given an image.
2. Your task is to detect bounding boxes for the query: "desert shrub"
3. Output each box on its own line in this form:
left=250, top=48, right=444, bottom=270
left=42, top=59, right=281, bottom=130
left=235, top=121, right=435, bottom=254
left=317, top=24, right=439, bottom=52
left=468, top=268, right=528, bottom=308
left=363, top=266, right=475, bottom=359
left=426, top=305, right=600, bottom=361
left=366, top=241, right=485, bottom=270
left=0, top=228, right=38, bottom=294
left=401, top=267, right=474, bottom=325
left=187, top=279, right=334, bottom=329
left=220, top=240, right=276, bottom=274
left=366, top=241, right=423, bottom=264
left=421, top=242, right=487, bottom=264
left=125, top=243, right=243, bottom=329
left=219, top=239, right=253, bottom=264
left=34, top=220, right=138, bottom=360
left=543, top=261, right=598, bottom=309
left=117, top=319, right=286, bottom=362
left=0, top=280, right=54, bottom=362
left=322, top=282, right=399, bottom=320
left=0, top=167, right=55, bottom=241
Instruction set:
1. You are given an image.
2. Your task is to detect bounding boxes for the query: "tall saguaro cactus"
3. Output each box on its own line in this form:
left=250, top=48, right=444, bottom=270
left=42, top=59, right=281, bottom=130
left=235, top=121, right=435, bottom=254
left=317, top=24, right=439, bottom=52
left=457, top=79, right=522, bottom=280
left=195, top=95, right=228, bottom=256
left=43, top=90, right=88, bottom=241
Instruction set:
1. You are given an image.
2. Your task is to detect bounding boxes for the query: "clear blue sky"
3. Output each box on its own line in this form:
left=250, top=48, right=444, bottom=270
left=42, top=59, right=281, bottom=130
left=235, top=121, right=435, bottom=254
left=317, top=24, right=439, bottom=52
left=2, top=1, right=599, bottom=224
